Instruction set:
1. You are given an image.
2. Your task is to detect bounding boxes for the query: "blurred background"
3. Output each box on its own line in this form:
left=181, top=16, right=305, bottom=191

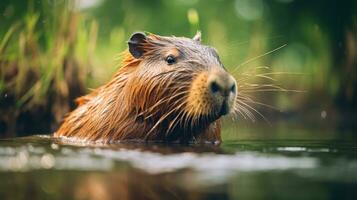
left=0, top=0, right=356, bottom=138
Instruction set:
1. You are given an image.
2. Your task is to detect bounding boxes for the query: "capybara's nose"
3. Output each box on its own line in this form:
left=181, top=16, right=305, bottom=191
left=207, top=70, right=237, bottom=97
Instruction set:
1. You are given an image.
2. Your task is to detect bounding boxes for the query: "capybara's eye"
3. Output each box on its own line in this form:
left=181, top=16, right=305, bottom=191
left=165, top=55, right=176, bottom=65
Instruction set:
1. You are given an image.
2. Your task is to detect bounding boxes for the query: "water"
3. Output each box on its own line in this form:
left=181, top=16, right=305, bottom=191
left=1, top=124, right=357, bottom=200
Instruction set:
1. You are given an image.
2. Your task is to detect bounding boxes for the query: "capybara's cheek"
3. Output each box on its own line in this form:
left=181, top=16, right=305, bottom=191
left=185, top=72, right=214, bottom=116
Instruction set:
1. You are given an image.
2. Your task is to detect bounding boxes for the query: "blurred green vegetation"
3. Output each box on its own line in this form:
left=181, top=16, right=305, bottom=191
left=0, top=0, right=357, bottom=136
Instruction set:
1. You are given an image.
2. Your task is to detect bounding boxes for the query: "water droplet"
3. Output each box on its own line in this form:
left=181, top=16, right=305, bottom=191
left=41, top=153, right=55, bottom=169
left=51, top=143, right=59, bottom=150
left=321, top=110, right=327, bottom=119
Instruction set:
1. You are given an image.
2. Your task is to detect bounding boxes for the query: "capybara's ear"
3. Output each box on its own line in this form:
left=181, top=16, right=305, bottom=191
left=192, top=31, right=201, bottom=42
left=128, top=32, right=147, bottom=58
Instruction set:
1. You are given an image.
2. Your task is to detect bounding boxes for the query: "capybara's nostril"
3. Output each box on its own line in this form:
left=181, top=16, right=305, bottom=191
left=207, top=71, right=237, bottom=97
left=230, top=83, right=236, bottom=94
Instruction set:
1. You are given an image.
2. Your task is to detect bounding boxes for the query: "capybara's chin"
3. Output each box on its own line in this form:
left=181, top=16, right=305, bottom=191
left=54, top=32, right=237, bottom=144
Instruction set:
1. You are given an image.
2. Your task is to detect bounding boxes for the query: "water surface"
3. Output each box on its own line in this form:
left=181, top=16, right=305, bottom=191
left=1, top=124, right=357, bottom=200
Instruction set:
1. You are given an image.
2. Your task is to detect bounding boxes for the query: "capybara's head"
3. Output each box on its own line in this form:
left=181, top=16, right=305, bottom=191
left=124, top=32, right=237, bottom=138
left=55, top=32, right=237, bottom=143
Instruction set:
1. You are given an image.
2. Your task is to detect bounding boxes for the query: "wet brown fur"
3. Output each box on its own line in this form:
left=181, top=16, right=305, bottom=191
left=54, top=33, right=225, bottom=143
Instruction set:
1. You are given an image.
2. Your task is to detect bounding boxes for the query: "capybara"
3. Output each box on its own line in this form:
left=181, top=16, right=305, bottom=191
left=54, top=32, right=237, bottom=144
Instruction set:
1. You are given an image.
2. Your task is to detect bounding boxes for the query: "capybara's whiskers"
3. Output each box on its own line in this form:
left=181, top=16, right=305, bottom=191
left=234, top=94, right=272, bottom=124
left=235, top=102, right=256, bottom=122
left=233, top=105, right=247, bottom=120
left=240, top=84, right=287, bottom=92
left=240, top=89, right=303, bottom=93
left=226, top=59, right=304, bottom=124
left=237, top=95, right=279, bottom=111
left=233, top=44, right=287, bottom=73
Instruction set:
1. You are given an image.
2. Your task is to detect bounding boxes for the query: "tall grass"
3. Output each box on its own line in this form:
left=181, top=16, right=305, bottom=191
left=0, top=2, right=98, bottom=136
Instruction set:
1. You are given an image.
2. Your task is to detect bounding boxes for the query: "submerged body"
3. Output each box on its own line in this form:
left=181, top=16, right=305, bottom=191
left=55, top=32, right=237, bottom=143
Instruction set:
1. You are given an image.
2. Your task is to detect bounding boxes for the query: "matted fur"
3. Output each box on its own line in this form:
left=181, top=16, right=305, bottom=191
left=54, top=33, right=232, bottom=144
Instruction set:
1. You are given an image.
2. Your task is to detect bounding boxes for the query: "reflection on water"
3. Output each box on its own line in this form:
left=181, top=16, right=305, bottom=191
left=0, top=142, right=318, bottom=173
left=1, top=126, right=357, bottom=200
